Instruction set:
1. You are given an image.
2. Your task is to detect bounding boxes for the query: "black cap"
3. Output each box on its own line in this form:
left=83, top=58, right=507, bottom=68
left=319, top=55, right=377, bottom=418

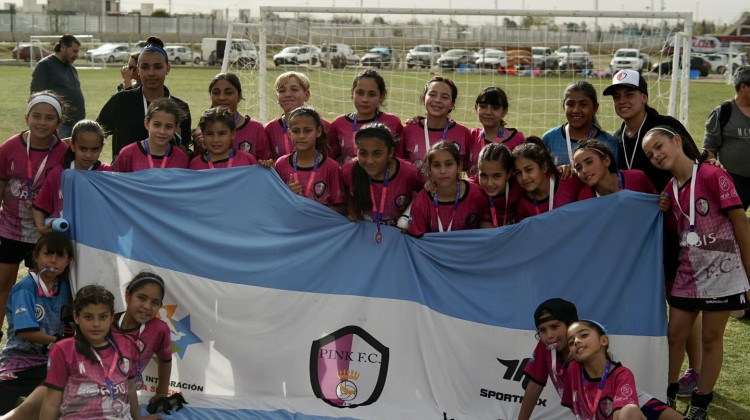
left=534, top=298, right=579, bottom=327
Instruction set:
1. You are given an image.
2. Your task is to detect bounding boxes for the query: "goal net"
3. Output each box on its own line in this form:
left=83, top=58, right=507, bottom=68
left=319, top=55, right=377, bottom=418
left=225, top=8, right=693, bottom=135
left=30, top=35, right=99, bottom=69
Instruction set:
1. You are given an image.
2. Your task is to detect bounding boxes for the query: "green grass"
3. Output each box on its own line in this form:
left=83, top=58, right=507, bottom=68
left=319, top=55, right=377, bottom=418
left=0, top=64, right=748, bottom=419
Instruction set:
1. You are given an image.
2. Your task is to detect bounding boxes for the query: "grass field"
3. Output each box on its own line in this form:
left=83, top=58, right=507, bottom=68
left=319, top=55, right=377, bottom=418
left=0, top=64, right=748, bottom=419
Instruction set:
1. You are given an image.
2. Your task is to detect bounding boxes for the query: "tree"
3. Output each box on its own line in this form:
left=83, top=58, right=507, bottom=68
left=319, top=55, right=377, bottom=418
left=151, top=9, right=170, bottom=17
left=521, top=16, right=553, bottom=28
left=372, top=16, right=387, bottom=25
left=503, top=17, right=517, bottom=28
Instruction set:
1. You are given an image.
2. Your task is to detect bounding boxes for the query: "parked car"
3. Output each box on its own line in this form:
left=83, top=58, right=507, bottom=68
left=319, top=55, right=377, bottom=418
left=360, top=46, right=399, bottom=68
left=555, top=45, right=593, bottom=70
left=610, top=48, right=646, bottom=72
left=650, top=55, right=710, bottom=77
left=406, top=44, right=442, bottom=68
left=201, top=38, right=257, bottom=67
left=473, top=48, right=499, bottom=60
left=164, top=46, right=201, bottom=65
left=86, top=43, right=130, bottom=63
left=320, top=43, right=359, bottom=68
left=273, top=45, right=322, bottom=66
left=531, top=46, right=557, bottom=69
left=12, top=44, right=51, bottom=61
left=475, top=50, right=507, bottom=69
left=437, top=49, right=474, bottom=69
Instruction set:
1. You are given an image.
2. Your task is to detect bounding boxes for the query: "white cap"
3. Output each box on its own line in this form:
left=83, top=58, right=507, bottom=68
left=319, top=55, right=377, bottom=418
left=603, top=69, right=648, bottom=96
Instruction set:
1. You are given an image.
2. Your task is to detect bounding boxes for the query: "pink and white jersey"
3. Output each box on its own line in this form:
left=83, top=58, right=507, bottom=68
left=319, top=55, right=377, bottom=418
left=112, top=313, right=172, bottom=373
left=234, top=116, right=271, bottom=161
left=524, top=339, right=569, bottom=398
left=265, top=115, right=332, bottom=160
left=0, top=133, right=68, bottom=242
left=516, top=174, right=584, bottom=221
left=44, top=335, right=137, bottom=420
left=328, top=111, right=404, bottom=164
left=33, top=162, right=112, bottom=218
left=468, top=175, right=523, bottom=227
left=342, top=158, right=425, bottom=225
left=408, top=180, right=487, bottom=235
left=578, top=170, right=656, bottom=200
left=189, top=150, right=257, bottom=170
left=399, top=118, right=473, bottom=174
left=275, top=153, right=346, bottom=206
left=114, top=141, right=189, bottom=172
left=467, top=127, right=525, bottom=177
left=664, top=163, right=749, bottom=298
left=561, top=361, right=639, bottom=420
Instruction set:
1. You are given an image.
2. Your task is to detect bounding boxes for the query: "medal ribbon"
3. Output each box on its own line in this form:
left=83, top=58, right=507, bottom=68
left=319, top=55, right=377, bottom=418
left=422, top=119, right=451, bottom=156
left=531, top=177, right=555, bottom=215
left=91, top=337, right=125, bottom=413
left=487, top=182, right=510, bottom=228
left=624, top=114, right=647, bottom=170
left=144, top=140, right=171, bottom=169
left=117, top=313, right=145, bottom=385
left=580, top=361, right=612, bottom=416
left=564, top=124, right=595, bottom=165
left=206, top=149, right=236, bottom=169
left=594, top=171, right=624, bottom=197
left=672, top=160, right=699, bottom=236
left=25, top=134, right=55, bottom=204
left=31, top=268, right=59, bottom=297
left=433, top=181, right=461, bottom=232
left=282, top=116, right=291, bottom=155
left=480, top=126, right=506, bottom=143
left=368, top=163, right=390, bottom=240
left=351, top=111, right=379, bottom=158
left=293, top=151, right=321, bottom=197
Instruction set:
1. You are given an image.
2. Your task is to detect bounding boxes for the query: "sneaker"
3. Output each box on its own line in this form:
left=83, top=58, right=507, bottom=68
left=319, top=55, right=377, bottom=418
left=684, top=404, right=708, bottom=420
left=667, top=397, right=677, bottom=410
left=677, top=369, right=699, bottom=397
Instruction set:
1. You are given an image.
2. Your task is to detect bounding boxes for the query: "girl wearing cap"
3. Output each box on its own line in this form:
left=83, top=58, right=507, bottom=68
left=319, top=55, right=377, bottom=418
left=0, top=91, right=69, bottom=334
left=97, top=36, right=192, bottom=160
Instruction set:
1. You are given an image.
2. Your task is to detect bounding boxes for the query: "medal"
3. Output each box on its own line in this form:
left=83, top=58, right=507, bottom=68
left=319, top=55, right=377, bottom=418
left=110, top=398, right=124, bottom=414
left=672, top=161, right=700, bottom=247
left=369, top=162, right=390, bottom=244
left=375, top=232, right=382, bottom=243
left=686, top=231, right=700, bottom=246
left=24, top=198, right=33, bottom=208
left=134, top=376, right=145, bottom=389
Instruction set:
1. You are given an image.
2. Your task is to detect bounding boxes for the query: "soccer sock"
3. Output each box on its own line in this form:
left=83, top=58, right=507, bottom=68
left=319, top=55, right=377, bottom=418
left=690, top=389, right=713, bottom=409
left=667, top=383, right=679, bottom=400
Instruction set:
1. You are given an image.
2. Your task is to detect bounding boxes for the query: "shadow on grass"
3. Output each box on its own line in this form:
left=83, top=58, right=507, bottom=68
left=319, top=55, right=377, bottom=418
left=710, top=393, right=750, bottom=420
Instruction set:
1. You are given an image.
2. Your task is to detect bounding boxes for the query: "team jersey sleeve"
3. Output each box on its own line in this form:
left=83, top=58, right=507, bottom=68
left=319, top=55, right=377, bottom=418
left=328, top=117, right=342, bottom=160
left=706, top=166, right=742, bottom=210
left=0, top=140, right=13, bottom=181
left=702, top=106, right=722, bottom=151
left=560, top=361, right=577, bottom=408
left=523, top=340, right=550, bottom=387
left=33, top=169, right=59, bottom=215
left=155, top=320, right=173, bottom=362
left=10, top=286, right=41, bottom=333
left=407, top=192, right=430, bottom=236
left=43, top=341, right=71, bottom=390
left=113, top=147, right=131, bottom=172
left=327, top=165, right=346, bottom=206
left=610, top=368, right=639, bottom=412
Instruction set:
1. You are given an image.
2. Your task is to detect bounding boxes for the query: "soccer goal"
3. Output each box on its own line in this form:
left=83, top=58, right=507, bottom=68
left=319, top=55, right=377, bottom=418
left=29, top=35, right=99, bottom=69
left=226, top=8, right=693, bottom=134
left=726, top=42, right=750, bottom=84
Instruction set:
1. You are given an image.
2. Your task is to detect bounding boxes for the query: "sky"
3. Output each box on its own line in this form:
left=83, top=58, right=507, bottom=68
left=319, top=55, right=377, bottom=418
left=10, top=0, right=749, bottom=25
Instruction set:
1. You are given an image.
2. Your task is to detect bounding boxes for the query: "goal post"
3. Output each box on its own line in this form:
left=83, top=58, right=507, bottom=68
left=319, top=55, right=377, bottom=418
left=29, top=35, right=98, bottom=69
left=227, top=7, right=692, bottom=135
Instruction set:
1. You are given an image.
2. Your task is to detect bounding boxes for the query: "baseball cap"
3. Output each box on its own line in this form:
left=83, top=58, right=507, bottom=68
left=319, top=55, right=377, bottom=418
left=603, top=69, right=648, bottom=96
left=534, top=298, right=579, bottom=327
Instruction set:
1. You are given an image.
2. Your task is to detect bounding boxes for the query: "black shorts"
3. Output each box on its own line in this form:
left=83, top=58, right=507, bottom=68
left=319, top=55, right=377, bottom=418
left=640, top=398, right=669, bottom=420
left=669, top=292, right=750, bottom=312
left=0, top=236, right=35, bottom=267
left=0, top=364, right=47, bottom=414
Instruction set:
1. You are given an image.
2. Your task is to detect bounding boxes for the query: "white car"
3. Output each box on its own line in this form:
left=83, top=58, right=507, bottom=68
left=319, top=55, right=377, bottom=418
left=86, top=43, right=130, bottom=63
left=475, top=50, right=507, bottom=69
left=273, top=45, right=322, bottom=66
left=164, top=46, right=201, bottom=65
left=320, top=43, right=359, bottom=68
left=473, top=48, right=500, bottom=60
left=610, top=48, right=645, bottom=72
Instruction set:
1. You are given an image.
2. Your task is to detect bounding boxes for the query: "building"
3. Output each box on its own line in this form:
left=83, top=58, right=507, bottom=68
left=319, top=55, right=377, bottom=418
left=47, top=0, right=119, bottom=14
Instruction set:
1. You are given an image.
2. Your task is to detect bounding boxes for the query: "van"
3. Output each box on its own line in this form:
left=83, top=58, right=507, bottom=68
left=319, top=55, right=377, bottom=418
left=320, top=43, right=359, bottom=68
left=201, top=38, right=258, bottom=67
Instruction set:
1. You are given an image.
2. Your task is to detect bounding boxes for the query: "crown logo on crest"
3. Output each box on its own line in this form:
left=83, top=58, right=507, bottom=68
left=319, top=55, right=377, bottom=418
left=337, top=369, right=360, bottom=381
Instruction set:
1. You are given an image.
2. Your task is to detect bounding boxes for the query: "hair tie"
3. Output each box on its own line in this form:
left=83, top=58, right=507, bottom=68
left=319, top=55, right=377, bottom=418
left=126, top=276, right=165, bottom=293
left=27, top=94, right=62, bottom=117
left=646, top=126, right=676, bottom=138
left=584, top=147, right=606, bottom=157
left=580, top=319, right=608, bottom=335
left=140, top=43, right=169, bottom=63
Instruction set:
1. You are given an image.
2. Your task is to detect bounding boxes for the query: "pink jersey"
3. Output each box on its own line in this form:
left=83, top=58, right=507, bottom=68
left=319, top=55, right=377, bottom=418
left=408, top=180, right=487, bottom=235
left=114, top=141, right=189, bottom=172
left=561, top=361, right=639, bottom=420
left=265, top=115, right=332, bottom=160
left=342, top=158, right=425, bottom=224
left=44, top=335, right=138, bottom=420
left=515, top=174, right=584, bottom=221
left=399, top=118, right=473, bottom=174
left=189, top=150, right=258, bottom=170
left=112, top=312, right=172, bottom=375
left=328, top=111, right=404, bottom=164
left=524, top=339, right=569, bottom=398
left=275, top=153, right=345, bottom=206
left=0, top=133, right=68, bottom=242
left=664, top=163, right=749, bottom=298
left=234, top=116, right=271, bottom=161
left=33, top=162, right=112, bottom=218
left=467, top=127, right=525, bottom=177
left=468, top=175, right=523, bottom=227
left=578, top=170, right=656, bottom=200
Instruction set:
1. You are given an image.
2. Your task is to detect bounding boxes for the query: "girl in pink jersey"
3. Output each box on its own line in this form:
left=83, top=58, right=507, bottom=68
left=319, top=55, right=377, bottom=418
left=189, top=107, right=258, bottom=170
left=329, top=69, right=403, bottom=164
left=408, top=142, right=486, bottom=236
left=343, top=123, right=424, bottom=241
left=40, top=285, right=160, bottom=420
left=265, top=72, right=332, bottom=160
left=400, top=77, right=472, bottom=174
left=115, top=98, right=189, bottom=172
left=467, top=86, right=525, bottom=177
left=512, top=138, right=584, bottom=221
left=573, top=139, right=656, bottom=199
left=32, top=120, right=112, bottom=233
left=642, top=126, right=750, bottom=420
left=474, top=143, right=522, bottom=228
left=0, top=91, right=69, bottom=334
left=275, top=107, right=345, bottom=213
left=193, top=73, right=270, bottom=160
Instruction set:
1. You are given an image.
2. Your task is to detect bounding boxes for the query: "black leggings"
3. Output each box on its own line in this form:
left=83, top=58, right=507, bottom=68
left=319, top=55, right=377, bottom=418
left=0, top=365, right=46, bottom=414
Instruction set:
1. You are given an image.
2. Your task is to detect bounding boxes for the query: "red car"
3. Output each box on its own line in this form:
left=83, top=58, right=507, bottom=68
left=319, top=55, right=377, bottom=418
left=12, top=44, right=52, bottom=61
